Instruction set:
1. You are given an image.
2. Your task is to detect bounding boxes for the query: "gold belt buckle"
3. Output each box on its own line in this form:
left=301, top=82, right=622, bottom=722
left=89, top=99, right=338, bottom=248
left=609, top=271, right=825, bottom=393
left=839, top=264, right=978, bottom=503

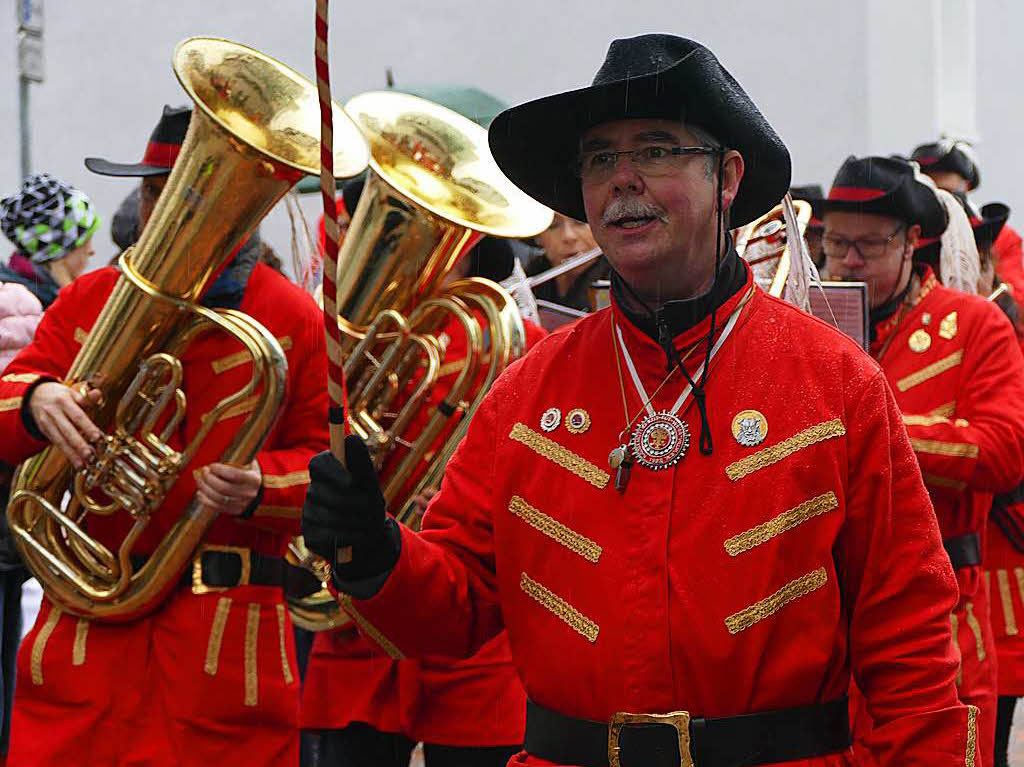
left=192, top=544, right=252, bottom=595
left=608, top=711, right=693, bottom=767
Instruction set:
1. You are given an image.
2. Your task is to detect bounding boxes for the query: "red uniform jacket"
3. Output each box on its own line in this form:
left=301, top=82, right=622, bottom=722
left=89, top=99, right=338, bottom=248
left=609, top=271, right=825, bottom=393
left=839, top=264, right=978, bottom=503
left=0, top=264, right=328, bottom=549
left=994, top=224, right=1024, bottom=301
left=0, top=264, right=328, bottom=767
left=301, top=315, right=545, bottom=746
left=336, top=267, right=973, bottom=767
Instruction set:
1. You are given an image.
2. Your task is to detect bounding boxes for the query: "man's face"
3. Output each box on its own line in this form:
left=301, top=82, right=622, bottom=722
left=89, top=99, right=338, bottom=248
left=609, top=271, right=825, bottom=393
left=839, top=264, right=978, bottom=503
left=822, top=211, right=918, bottom=308
left=579, top=118, right=743, bottom=299
left=138, top=175, right=168, bottom=231
left=924, top=169, right=969, bottom=194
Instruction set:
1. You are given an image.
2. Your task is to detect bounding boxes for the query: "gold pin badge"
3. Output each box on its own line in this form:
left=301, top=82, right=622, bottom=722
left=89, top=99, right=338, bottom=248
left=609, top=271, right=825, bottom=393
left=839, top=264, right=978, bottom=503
left=565, top=408, right=591, bottom=434
left=732, top=409, right=768, bottom=447
left=939, top=311, right=958, bottom=340
left=922, top=313, right=932, bottom=326
left=909, top=329, right=932, bottom=353
left=540, top=408, right=561, bottom=432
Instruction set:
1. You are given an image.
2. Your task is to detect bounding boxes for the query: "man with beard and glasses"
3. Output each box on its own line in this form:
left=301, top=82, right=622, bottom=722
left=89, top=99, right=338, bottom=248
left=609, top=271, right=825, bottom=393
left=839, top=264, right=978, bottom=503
left=303, top=35, right=977, bottom=767
left=821, top=155, right=1024, bottom=767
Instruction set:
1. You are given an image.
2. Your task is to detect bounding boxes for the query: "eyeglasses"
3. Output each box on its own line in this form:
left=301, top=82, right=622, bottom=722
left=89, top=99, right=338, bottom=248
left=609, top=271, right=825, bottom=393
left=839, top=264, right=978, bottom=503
left=822, top=223, right=906, bottom=261
left=576, top=145, right=721, bottom=182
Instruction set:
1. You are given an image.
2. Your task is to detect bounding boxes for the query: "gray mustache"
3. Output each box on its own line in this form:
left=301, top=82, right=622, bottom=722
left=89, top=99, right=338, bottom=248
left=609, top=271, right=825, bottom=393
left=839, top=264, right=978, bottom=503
left=601, top=197, right=668, bottom=226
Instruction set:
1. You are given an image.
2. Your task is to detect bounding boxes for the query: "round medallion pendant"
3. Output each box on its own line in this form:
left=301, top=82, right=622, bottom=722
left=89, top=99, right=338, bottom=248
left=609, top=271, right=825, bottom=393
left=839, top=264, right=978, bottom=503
left=630, top=411, right=690, bottom=470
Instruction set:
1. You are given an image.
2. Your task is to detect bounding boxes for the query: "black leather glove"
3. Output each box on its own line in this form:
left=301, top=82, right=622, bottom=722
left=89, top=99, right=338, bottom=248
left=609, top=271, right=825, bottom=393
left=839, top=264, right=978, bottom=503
left=302, top=435, right=400, bottom=582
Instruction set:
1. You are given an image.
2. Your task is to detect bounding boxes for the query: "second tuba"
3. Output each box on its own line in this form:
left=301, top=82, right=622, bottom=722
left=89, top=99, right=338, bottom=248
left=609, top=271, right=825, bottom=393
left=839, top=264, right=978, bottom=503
left=7, top=38, right=368, bottom=621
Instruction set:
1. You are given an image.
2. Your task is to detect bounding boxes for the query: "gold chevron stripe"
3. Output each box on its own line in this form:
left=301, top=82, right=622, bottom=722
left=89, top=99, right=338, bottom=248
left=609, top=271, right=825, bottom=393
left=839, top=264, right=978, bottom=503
left=508, top=495, right=602, bottom=563
left=931, top=401, right=956, bottom=418
left=998, top=570, right=1019, bottom=636
left=726, top=420, right=845, bottom=481
left=520, top=572, right=599, bottom=642
left=275, top=604, right=294, bottom=685
left=244, top=603, right=260, bottom=706
left=509, top=423, right=609, bottom=489
left=203, top=597, right=232, bottom=676
left=922, top=473, right=968, bottom=491
left=31, top=607, right=62, bottom=685
left=725, top=567, right=827, bottom=634
left=965, top=602, right=986, bottom=661
left=217, top=394, right=262, bottom=422
left=911, top=439, right=979, bottom=458
left=0, top=397, right=21, bottom=412
left=724, top=492, right=838, bottom=556
left=263, top=470, right=310, bottom=489
left=72, top=619, right=89, bottom=666
left=897, top=350, right=963, bottom=392
left=903, top=413, right=954, bottom=427
left=212, top=336, right=292, bottom=374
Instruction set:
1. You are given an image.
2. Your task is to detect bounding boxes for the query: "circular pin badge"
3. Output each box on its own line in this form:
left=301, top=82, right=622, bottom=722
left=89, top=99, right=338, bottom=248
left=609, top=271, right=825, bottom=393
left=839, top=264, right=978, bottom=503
left=565, top=408, right=591, bottom=434
left=731, top=409, right=768, bottom=447
left=540, top=407, right=561, bottom=432
left=909, top=329, right=932, bottom=353
left=630, top=411, right=690, bottom=470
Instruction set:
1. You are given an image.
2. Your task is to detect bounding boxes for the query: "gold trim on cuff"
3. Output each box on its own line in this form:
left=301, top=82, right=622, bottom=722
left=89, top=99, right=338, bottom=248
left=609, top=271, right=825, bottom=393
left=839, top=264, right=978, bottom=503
left=911, top=439, right=979, bottom=458
left=726, top=420, right=845, bottom=481
left=966, top=704, right=978, bottom=767
left=509, top=423, right=609, bottom=489
left=244, top=603, right=260, bottom=707
left=1, top=373, right=40, bottom=384
left=31, top=607, right=62, bottom=685
left=520, top=572, right=599, bottom=642
left=897, top=350, right=963, bottom=392
left=724, top=492, right=838, bottom=556
left=263, top=470, right=310, bottom=489
left=0, top=397, right=21, bottom=413
left=275, top=604, right=294, bottom=685
left=337, top=594, right=405, bottom=659
left=72, top=618, right=89, bottom=666
left=253, top=505, right=302, bottom=519
left=508, top=495, right=602, bottom=563
left=998, top=570, right=1018, bottom=636
left=724, top=567, right=828, bottom=634
left=203, top=597, right=232, bottom=676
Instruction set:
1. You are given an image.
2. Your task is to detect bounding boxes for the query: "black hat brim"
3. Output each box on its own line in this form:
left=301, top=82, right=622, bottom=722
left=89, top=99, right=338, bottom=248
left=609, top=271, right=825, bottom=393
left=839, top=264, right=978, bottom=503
left=975, top=202, right=1010, bottom=248
left=818, top=183, right=947, bottom=239
left=84, top=157, right=173, bottom=178
left=488, top=49, right=791, bottom=228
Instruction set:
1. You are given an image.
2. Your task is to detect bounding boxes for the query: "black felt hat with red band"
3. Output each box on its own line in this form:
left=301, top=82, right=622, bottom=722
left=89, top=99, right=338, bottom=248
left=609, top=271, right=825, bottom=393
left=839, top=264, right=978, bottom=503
left=790, top=184, right=824, bottom=226
left=957, top=193, right=1010, bottom=249
left=85, top=105, right=191, bottom=177
left=911, top=140, right=980, bottom=191
left=819, top=155, right=948, bottom=239
left=488, top=34, right=791, bottom=228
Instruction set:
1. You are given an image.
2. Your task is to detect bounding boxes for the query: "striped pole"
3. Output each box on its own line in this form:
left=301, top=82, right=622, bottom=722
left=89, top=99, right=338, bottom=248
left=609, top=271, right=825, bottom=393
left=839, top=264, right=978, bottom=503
left=315, top=0, right=353, bottom=562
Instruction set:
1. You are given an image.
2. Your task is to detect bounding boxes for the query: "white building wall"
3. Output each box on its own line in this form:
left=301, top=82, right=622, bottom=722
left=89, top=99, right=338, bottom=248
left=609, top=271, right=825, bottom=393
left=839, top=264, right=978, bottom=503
left=0, top=1, right=1013, bottom=270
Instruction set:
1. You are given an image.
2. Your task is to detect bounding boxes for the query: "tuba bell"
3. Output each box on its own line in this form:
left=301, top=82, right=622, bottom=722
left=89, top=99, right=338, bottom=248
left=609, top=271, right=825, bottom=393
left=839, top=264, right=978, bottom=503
left=286, top=91, right=552, bottom=630
left=7, top=38, right=368, bottom=621
left=736, top=197, right=812, bottom=297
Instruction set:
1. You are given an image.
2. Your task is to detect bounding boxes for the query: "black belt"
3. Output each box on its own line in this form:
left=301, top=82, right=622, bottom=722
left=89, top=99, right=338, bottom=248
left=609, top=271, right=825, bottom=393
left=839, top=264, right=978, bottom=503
left=524, top=697, right=850, bottom=767
left=943, top=532, right=982, bottom=569
left=131, top=546, right=285, bottom=592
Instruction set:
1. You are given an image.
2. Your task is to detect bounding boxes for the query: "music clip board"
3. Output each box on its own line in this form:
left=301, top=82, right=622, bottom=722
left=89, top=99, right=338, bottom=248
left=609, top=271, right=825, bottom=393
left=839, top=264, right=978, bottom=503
left=807, top=281, right=870, bottom=351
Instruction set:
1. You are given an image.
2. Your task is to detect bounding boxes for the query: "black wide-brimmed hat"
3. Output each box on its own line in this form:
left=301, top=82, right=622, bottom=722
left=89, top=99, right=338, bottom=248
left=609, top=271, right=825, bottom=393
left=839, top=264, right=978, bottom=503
left=959, top=195, right=1010, bottom=249
left=911, top=140, right=980, bottom=191
left=85, top=105, right=192, bottom=177
left=819, top=155, right=948, bottom=239
left=488, top=34, right=791, bottom=228
left=790, top=184, right=824, bottom=226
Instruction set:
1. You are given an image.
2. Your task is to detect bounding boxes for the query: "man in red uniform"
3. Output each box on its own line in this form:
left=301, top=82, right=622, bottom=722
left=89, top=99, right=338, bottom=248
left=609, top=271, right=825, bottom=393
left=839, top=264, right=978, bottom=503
left=304, top=35, right=977, bottom=767
left=821, top=155, right=1024, bottom=767
left=0, top=106, right=329, bottom=766
left=912, top=139, right=1024, bottom=299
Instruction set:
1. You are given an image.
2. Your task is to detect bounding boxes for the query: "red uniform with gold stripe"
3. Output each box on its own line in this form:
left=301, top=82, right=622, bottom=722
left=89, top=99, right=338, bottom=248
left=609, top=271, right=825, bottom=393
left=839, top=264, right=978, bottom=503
left=300, top=316, right=547, bottom=747
left=986, top=502, right=1024, bottom=696
left=333, top=265, right=975, bottom=767
left=862, top=268, right=1024, bottom=767
left=994, top=224, right=1024, bottom=301
left=0, top=264, right=328, bottom=767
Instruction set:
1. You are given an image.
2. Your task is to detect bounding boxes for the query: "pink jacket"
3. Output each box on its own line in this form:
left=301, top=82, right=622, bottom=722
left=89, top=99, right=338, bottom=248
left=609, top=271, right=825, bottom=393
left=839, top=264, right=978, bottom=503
left=0, top=282, right=42, bottom=373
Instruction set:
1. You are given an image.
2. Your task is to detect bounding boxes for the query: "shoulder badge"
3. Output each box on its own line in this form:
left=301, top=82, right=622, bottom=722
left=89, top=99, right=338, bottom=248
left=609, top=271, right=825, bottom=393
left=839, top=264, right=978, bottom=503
left=909, top=329, right=932, bottom=353
left=939, top=311, right=958, bottom=340
left=732, top=409, right=768, bottom=447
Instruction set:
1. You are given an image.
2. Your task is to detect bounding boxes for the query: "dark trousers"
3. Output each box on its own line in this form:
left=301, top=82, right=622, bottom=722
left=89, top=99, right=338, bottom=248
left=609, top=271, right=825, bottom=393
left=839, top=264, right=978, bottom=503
left=307, top=722, right=520, bottom=767
left=995, top=695, right=1018, bottom=767
left=0, top=571, right=22, bottom=756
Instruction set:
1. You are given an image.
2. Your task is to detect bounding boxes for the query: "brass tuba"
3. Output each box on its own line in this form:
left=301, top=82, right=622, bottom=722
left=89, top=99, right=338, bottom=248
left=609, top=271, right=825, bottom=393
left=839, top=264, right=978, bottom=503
left=286, top=91, right=552, bottom=630
left=7, top=38, right=368, bottom=621
left=736, top=198, right=812, bottom=297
